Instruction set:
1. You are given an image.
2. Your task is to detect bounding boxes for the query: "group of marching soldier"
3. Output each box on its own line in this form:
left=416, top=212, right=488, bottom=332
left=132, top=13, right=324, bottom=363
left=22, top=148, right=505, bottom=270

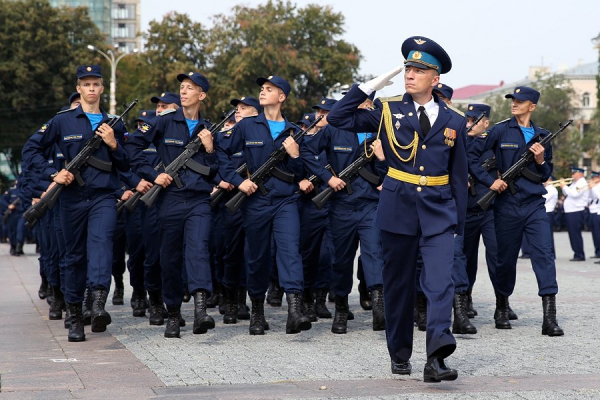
left=2, top=34, right=577, bottom=383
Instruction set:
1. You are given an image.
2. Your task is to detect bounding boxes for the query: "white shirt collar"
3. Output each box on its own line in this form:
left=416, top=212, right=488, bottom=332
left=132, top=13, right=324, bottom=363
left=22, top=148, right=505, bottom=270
left=413, top=96, right=439, bottom=125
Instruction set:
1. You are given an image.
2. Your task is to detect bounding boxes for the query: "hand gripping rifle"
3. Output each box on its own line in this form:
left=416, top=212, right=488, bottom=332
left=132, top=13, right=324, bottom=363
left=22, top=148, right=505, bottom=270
left=477, top=119, right=573, bottom=211
left=209, top=163, right=248, bottom=209
left=116, top=161, right=164, bottom=214
left=295, top=164, right=332, bottom=196
left=311, top=144, right=381, bottom=210
left=466, top=112, right=486, bottom=196
left=140, top=109, right=236, bottom=208
left=224, top=115, right=323, bottom=214
left=23, top=99, right=138, bottom=229
left=2, top=198, right=20, bottom=224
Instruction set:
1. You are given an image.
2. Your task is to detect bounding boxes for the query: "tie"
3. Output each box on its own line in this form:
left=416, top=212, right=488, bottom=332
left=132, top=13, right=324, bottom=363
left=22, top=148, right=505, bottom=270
left=418, top=106, right=431, bottom=136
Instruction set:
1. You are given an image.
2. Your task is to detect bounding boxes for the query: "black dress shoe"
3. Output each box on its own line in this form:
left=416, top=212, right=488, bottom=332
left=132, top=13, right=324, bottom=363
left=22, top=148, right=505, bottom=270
left=391, top=360, right=412, bottom=375
left=569, top=257, right=585, bottom=262
left=423, top=358, right=458, bottom=383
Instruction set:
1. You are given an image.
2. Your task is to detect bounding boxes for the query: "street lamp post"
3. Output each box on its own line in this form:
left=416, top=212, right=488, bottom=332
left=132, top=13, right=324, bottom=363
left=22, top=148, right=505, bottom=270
left=87, top=45, right=138, bottom=115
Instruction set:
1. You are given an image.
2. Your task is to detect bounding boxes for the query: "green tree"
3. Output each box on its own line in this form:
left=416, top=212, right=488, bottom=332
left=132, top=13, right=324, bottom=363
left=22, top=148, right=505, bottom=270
left=0, top=0, right=105, bottom=175
left=205, top=0, right=361, bottom=120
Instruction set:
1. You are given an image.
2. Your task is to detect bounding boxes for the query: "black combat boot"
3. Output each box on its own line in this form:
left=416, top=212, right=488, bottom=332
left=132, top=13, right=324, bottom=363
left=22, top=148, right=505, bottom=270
left=64, top=305, right=72, bottom=329
left=266, top=280, right=283, bottom=307
left=131, top=288, right=147, bottom=317
left=38, top=276, right=48, bottom=299
left=466, top=288, right=477, bottom=318
left=148, top=290, right=165, bottom=326
left=164, top=306, right=181, bottom=338
left=91, top=289, right=112, bottom=333
left=193, top=291, right=215, bottom=334
left=331, top=295, right=349, bottom=334
left=494, top=292, right=511, bottom=329
left=46, top=285, right=54, bottom=306
left=371, top=287, right=386, bottom=331
left=49, top=286, right=65, bottom=320
left=507, top=297, right=518, bottom=320
left=414, top=291, right=427, bottom=332
left=82, top=287, right=93, bottom=326
left=542, top=295, right=564, bottom=336
left=67, top=302, right=86, bottom=342
left=249, top=297, right=269, bottom=335
left=452, top=293, right=477, bottom=334
left=301, top=289, right=317, bottom=322
left=182, top=287, right=191, bottom=303
left=223, top=286, right=238, bottom=325
left=237, top=288, right=250, bottom=320
left=206, top=282, right=221, bottom=309
left=286, top=293, right=312, bottom=334
left=15, top=242, right=24, bottom=256
left=10, top=244, right=16, bottom=256
left=358, top=280, right=372, bottom=311
left=314, top=288, right=332, bottom=318
left=112, top=275, right=124, bottom=305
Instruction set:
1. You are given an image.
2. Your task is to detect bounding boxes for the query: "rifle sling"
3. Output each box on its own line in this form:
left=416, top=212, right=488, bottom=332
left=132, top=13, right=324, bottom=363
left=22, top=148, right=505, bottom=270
left=270, top=167, right=295, bottom=183
left=357, top=167, right=381, bottom=186
left=86, top=156, right=113, bottom=172
left=520, top=167, right=542, bottom=183
left=184, top=158, right=211, bottom=176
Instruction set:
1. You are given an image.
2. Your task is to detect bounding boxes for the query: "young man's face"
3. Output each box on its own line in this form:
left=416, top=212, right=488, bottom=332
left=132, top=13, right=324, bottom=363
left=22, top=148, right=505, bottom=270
left=466, top=117, right=489, bottom=137
left=235, top=103, right=258, bottom=122
left=404, top=66, right=439, bottom=97
left=259, top=82, right=285, bottom=107
left=314, top=108, right=329, bottom=127
left=76, top=77, right=104, bottom=104
left=179, top=78, right=206, bottom=107
left=156, top=101, right=178, bottom=114
left=511, top=99, right=536, bottom=117
left=70, top=99, right=81, bottom=109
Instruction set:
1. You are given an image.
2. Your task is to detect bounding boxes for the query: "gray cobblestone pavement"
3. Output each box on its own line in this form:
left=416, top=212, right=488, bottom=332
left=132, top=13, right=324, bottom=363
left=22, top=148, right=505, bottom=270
left=2, top=231, right=599, bottom=398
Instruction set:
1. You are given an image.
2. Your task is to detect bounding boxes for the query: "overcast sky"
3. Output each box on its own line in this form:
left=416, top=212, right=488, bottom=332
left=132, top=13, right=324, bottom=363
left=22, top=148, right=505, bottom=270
left=141, top=0, right=600, bottom=98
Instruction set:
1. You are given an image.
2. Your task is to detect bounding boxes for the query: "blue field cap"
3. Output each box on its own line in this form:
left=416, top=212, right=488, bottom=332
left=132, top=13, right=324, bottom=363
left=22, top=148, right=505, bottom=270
left=434, top=83, right=454, bottom=100
left=151, top=91, right=182, bottom=106
left=505, top=86, right=540, bottom=104
left=401, top=36, right=452, bottom=74
left=68, top=92, right=81, bottom=104
left=177, top=71, right=210, bottom=92
left=230, top=96, right=262, bottom=112
left=134, top=110, right=156, bottom=124
left=312, top=98, right=337, bottom=111
left=297, top=113, right=316, bottom=127
left=256, top=75, right=291, bottom=97
left=466, top=104, right=491, bottom=119
left=77, top=65, right=102, bottom=79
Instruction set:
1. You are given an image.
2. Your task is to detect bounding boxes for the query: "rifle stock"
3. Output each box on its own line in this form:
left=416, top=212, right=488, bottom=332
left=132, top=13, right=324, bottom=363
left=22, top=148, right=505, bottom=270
left=311, top=187, right=334, bottom=209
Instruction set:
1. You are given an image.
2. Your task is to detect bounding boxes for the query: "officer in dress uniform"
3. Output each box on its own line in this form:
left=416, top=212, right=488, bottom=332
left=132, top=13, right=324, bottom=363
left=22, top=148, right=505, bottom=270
left=560, top=167, right=589, bottom=261
left=126, top=71, right=217, bottom=338
left=328, top=36, right=467, bottom=382
left=217, top=75, right=312, bottom=336
left=543, top=176, right=559, bottom=258
left=21, top=65, right=130, bottom=342
left=468, top=86, right=564, bottom=337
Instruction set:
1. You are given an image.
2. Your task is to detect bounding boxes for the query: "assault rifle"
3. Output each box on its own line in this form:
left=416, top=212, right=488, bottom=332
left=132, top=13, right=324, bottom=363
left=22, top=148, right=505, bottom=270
left=296, top=164, right=332, bottom=196
left=477, top=119, right=573, bottom=211
left=225, top=115, right=323, bottom=214
left=140, top=109, right=236, bottom=208
left=209, top=163, right=248, bottom=209
left=23, top=99, right=138, bottom=229
left=312, top=143, right=381, bottom=210
left=2, top=198, right=20, bottom=224
left=469, top=155, right=496, bottom=197
left=116, top=162, right=164, bottom=214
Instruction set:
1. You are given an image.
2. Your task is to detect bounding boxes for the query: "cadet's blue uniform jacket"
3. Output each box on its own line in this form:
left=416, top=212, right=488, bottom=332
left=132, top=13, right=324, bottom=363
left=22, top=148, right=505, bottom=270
left=328, top=86, right=467, bottom=237
left=467, top=135, right=498, bottom=211
left=467, top=117, right=552, bottom=205
left=217, top=113, right=304, bottom=199
left=125, top=108, right=217, bottom=194
left=21, top=105, right=129, bottom=192
left=301, top=124, right=384, bottom=206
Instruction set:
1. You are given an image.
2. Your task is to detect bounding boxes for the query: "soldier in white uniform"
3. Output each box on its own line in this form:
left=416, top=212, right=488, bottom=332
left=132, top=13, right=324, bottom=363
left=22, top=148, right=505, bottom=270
left=543, top=177, right=559, bottom=258
left=560, top=167, right=589, bottom=261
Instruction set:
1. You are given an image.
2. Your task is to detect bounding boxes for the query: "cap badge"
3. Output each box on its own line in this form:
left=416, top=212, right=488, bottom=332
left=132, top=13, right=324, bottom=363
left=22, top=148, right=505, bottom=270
left=268, top=75, right=273, bottom=79
left=241, top=97, right=246, bottom=100
left=414, top=39, right=426, bottom=45
left=469, top=106, right=473, bottom=110
left=321, top=100, right=326, bottom=104
left=438, top=84, right=443, bottom=88
left=161, top=92, right=165, bottom=97
left=412, top=51, right=422, bottom=60
left=86, top=67, right=92, bottom=72
left=304, top=116, right=309, bottom=119
left=188, top=72, right=193, bottom=76
left=142, top=111, right=147, bottom=116
left=516, top=88, right=521, bottom=93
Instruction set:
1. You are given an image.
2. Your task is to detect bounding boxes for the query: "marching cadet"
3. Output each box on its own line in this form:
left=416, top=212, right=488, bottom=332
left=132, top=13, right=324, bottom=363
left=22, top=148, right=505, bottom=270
left=151, top=91, right=181, bottom=113
left=2, top=181, right=24, bottom=256
left=328, top=36, right=467, bottom=382
left=217, top=96, right=260, bottom=324
left=468, top=86, right=563, bottom=337
left=217, top=75, right=312, bottom=336
left=22, top=65, right=130, bottom=342
left=433, top=83, right=453, bottom=106
left=126, top=71, right=217, bottom=338
left=560, top=166, right=589, bottom=261
left=301, top=97, right=386, bottom=334
left=543, top=176, right=559, bottom=258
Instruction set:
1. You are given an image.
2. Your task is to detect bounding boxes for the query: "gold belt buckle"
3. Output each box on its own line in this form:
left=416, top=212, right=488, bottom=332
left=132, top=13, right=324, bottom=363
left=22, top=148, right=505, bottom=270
left=419, top=175, right=428, bottom=186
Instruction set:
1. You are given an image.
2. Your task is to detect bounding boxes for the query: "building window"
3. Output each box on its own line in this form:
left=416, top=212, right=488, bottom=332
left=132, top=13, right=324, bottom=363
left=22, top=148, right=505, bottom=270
left=112, top=3, right=135, bottom=19
left=582, top=92, right=590, bottom=107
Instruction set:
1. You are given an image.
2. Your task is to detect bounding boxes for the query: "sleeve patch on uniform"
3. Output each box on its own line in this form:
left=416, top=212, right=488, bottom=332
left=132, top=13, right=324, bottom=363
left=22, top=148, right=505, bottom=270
left=224, top=129, right=234, bottom=138
left=37, top=123, right=49, bottom=134
left=138, top=123, right=151, bottom=133
left=232, top=151, right=243, bottom=157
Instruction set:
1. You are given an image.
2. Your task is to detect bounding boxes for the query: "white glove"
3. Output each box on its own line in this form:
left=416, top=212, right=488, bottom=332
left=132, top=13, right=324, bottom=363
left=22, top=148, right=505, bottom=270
left=359, top=65, right=404, bottom=95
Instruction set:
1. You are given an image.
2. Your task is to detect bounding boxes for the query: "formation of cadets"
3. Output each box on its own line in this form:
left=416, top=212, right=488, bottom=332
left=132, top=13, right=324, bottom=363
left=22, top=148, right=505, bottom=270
left=3, top=35, right=580, bottom=383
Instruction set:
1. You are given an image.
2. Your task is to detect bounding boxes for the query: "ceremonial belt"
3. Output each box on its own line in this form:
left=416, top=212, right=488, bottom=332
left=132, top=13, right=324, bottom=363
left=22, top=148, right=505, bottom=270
left=387, top=167, right=449, bottom=186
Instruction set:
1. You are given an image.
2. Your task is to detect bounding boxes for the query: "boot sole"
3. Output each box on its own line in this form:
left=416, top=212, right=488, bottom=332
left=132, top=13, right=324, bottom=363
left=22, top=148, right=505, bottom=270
left=249, top=329, right=265, bottom=335
left=133, top=310, right=146, bottom=317
left=542, top=329, right=564, bottom=336
left=423, top=372, right=458, bottom=383
left=68, top=335, right=86, bottom=342
left=452, top=327, right=477, bottom=334
left=164, top=332, right=180, bottom=338
left=91, top=314, right=112, bottom=332
left=495, top=324, right=511, bottom=329
left=149, top=320, right=164, bottom=326
left=49, top=313, right=63, bottom=320
left=193, top=320, right=215, bottom=334
left=223, top=317, right=238, bottom=324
